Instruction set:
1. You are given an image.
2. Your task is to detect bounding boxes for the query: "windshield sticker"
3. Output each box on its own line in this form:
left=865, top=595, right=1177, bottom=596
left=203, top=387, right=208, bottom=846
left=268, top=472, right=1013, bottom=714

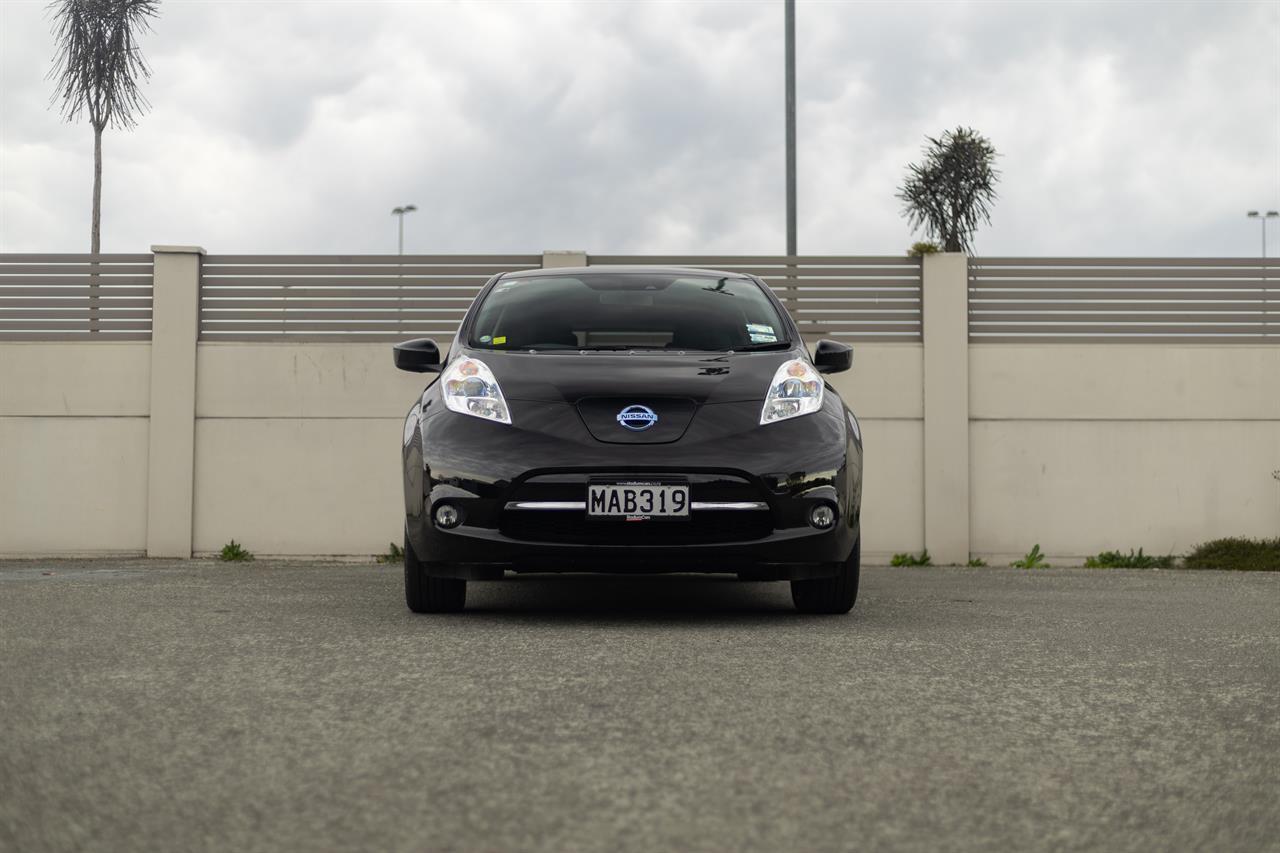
left=749, top=332, right=778, bottom=343
left=746, top=323, right=775, bottom=335
left=479, top=335, right=492, bottom=343
left=493, top=336, right=507, bottom=345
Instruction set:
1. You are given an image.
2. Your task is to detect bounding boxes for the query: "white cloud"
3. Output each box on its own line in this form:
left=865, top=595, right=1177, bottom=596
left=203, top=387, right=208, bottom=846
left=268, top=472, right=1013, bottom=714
left=1, top=0, right=1277, bottom=256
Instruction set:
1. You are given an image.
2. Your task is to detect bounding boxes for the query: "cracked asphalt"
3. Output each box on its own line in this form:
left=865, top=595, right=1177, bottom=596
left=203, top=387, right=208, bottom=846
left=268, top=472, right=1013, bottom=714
left=1, top=561, right=1278, bottom=853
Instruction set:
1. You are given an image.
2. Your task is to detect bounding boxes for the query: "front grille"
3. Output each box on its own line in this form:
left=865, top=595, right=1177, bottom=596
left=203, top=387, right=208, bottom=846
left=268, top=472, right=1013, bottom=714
left=499, top=509, right=772, bottom=545
left=505, top=471, right=763, bottom=503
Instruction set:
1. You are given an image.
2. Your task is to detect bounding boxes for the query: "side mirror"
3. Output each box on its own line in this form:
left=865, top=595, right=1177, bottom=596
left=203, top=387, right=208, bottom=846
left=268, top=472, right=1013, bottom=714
left=393, top=338, right=444, bottom=373
left=813, top=339, right=853, bottom=374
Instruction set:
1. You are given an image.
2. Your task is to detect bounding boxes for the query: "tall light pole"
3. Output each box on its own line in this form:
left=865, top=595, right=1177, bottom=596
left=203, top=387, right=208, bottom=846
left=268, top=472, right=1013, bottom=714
left=1246, top=210, right=1279, bottom=257
left=392, top=204, right=418, bottom=254
left=784, top=0, right=796, bottom=258
left=1250, top=211, right=1280, bottom=338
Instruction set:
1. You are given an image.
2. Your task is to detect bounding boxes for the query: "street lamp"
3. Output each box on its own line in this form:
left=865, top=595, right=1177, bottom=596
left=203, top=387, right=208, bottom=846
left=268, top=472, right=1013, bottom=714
left=1246, top=210, right=1279, bottom=257
left=391, top=205, right=418, bottom=254
left=1250, top=211, right=1280, bottom=338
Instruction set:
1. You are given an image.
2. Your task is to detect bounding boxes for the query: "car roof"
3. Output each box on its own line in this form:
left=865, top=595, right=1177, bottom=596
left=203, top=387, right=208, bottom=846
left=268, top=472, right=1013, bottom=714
left=499, top=265, right=750, bottom=280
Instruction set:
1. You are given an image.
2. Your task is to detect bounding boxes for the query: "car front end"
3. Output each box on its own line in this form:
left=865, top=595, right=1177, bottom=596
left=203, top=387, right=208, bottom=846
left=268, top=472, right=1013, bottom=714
left=395, top=267, right=863, bottom=613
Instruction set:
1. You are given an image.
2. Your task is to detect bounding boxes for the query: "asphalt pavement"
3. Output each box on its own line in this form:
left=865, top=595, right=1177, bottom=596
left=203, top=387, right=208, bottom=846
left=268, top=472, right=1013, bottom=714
left=1, top=560, right=1278, bottom=853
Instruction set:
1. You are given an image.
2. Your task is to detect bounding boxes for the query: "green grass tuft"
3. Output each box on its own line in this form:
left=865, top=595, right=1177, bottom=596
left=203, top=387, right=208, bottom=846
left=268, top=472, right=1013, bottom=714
left=377, top=541, right=404, bottom=564
left=1011, top=544, right=1049, bottom=569
left=891, top=549, right=931, bottom=567
left=219, top=540, right=253, bottom=562
left=1182, top=538, right=1280, bottom=572
left=1084, top=548, right=1175, bottom=569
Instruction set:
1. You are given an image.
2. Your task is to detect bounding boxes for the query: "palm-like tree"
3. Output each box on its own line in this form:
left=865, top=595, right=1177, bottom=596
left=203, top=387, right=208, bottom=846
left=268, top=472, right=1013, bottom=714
left=897, top=127, right=1000, bottom=254
left=49, top=0, right=160, bottom=254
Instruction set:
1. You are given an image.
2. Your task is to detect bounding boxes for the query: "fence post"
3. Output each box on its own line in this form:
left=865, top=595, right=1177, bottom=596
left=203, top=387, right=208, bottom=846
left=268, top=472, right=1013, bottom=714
left=921, top=252, right=970, bottom=564
left=542, top=250, right=588, bottom=269
left=146, top=245, right=204, bottom=558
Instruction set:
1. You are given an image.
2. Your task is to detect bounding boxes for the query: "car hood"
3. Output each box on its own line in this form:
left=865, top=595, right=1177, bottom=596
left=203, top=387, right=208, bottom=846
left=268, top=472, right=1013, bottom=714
left=461, top=348, right=801, bottom=444
left=466, top=348, right=798, bottom=406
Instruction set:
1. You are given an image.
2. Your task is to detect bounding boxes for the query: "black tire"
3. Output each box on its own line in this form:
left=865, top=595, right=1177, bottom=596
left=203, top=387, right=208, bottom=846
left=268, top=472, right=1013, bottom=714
left=404, top=534, right=466, bottom=613
left=790, top=537, right=860, bottom=614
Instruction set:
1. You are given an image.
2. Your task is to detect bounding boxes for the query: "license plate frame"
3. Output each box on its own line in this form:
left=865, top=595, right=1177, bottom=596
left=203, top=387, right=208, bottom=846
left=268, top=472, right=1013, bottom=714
left=587, top=481, right=690, bottom=520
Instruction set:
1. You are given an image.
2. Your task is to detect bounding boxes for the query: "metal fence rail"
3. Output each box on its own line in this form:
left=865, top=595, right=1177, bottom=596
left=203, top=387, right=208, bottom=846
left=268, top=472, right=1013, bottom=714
left=969, top=258, right=1280, bottom=342
left=590, top=255, right=923, bottom=341
left=8, top=253, right=1279, bottom=344
left=198, top=255, right=542, bottom=340
left=0, top=254, right=154, bottom=340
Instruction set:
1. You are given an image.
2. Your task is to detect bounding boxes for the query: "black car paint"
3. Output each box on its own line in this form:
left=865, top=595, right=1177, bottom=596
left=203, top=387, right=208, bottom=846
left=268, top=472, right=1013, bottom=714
left=399, top=267, right=862, bottom=580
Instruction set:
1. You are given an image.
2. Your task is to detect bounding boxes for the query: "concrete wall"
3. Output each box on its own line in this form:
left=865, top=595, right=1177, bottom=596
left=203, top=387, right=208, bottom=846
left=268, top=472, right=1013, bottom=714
left=192, top=343, right=429, bottom=556
left=2, top=337, right=1276, bottom=562
left=970, top=344, right=1280, bottom=562
left=0, top=343, right=151, bottom=555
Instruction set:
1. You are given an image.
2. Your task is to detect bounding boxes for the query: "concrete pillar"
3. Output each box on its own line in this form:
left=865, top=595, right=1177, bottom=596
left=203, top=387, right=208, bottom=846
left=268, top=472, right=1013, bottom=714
left=542, top=250, right=588, bottom=269
left=921, top=252, right=970, bottom=564
left=146, top=246, right=204, bottom=557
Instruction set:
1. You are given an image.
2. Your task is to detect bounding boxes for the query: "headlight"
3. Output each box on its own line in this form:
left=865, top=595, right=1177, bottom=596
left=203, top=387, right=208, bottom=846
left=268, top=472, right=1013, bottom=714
left=440, top=357, right=511, bottom=424
left=760, top=358, right=824, bottom=424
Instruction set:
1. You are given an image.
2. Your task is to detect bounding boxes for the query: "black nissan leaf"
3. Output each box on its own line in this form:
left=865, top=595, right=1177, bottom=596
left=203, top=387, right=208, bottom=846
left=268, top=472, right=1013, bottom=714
left=394, top=267, right=863, bottom=614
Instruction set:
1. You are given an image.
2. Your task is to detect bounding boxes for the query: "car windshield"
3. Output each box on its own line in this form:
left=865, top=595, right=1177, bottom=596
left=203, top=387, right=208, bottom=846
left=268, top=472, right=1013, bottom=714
left=468, top=272, right=790, bottom=352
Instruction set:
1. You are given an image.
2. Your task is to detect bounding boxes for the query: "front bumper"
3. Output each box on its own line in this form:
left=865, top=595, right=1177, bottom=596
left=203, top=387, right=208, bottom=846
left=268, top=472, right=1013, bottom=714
left=413, top=478, right=857, bottom=579
left=404, top=396, right=862, bottom=580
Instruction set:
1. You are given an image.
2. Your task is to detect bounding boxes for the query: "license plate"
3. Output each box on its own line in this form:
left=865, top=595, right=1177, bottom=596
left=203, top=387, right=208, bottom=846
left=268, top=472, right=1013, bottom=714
left=588, top=483, right=689, bottom=519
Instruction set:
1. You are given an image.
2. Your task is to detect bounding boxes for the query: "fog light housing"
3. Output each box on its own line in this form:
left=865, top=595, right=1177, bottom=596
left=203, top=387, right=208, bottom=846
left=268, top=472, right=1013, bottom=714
left=434, top=503, right=461, bottom=529
left=809, top=503, right=836, bottom=530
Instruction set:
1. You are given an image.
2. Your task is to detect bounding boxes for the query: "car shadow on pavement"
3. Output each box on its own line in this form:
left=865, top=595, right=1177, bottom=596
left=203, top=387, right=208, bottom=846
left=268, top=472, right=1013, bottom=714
left=456, top=573, right=807, bottom=619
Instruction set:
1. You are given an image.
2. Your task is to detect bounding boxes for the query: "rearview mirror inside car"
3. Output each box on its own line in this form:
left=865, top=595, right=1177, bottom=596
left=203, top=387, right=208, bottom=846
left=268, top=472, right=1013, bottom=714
left=813, top=339, right=853, bottom=374
left=393, top=338, right=444, bottom=373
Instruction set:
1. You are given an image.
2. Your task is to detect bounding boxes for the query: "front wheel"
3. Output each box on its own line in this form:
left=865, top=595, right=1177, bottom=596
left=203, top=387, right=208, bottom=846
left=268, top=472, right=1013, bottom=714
left=404, top=534, right=466, bottom=613
left=790, top=537, right=860, bottom=614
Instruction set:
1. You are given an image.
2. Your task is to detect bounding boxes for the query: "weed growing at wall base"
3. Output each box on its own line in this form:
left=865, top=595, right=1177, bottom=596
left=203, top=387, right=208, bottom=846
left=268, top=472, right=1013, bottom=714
left=891, top=550, right=932, bottom=567
left=1011, top=544, right=1049, bottom=569
left=377, top=542, right=403, bottom=564
left=220, top=540, right=253, bottom=562
left=1182, top=538, right=1280, bottom=572
left=1085, top=549, right=1175, bottom=569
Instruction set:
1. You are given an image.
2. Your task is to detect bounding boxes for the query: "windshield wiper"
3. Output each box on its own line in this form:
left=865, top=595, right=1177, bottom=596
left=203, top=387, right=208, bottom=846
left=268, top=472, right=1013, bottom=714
left=574, top=345, right=650, bottom=351
left=729, top=341, right=793, bottom=352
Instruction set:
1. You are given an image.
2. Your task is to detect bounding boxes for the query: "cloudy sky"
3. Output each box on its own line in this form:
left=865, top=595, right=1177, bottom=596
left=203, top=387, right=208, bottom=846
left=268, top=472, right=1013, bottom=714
left=1, top=0, right=1278, bottom=256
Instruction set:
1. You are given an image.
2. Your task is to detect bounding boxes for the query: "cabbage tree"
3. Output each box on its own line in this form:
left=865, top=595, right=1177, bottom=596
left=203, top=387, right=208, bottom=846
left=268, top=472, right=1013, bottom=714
left=897, top=127, right=1000, bottom=254
left=49, top=0, right=160, bottom=253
